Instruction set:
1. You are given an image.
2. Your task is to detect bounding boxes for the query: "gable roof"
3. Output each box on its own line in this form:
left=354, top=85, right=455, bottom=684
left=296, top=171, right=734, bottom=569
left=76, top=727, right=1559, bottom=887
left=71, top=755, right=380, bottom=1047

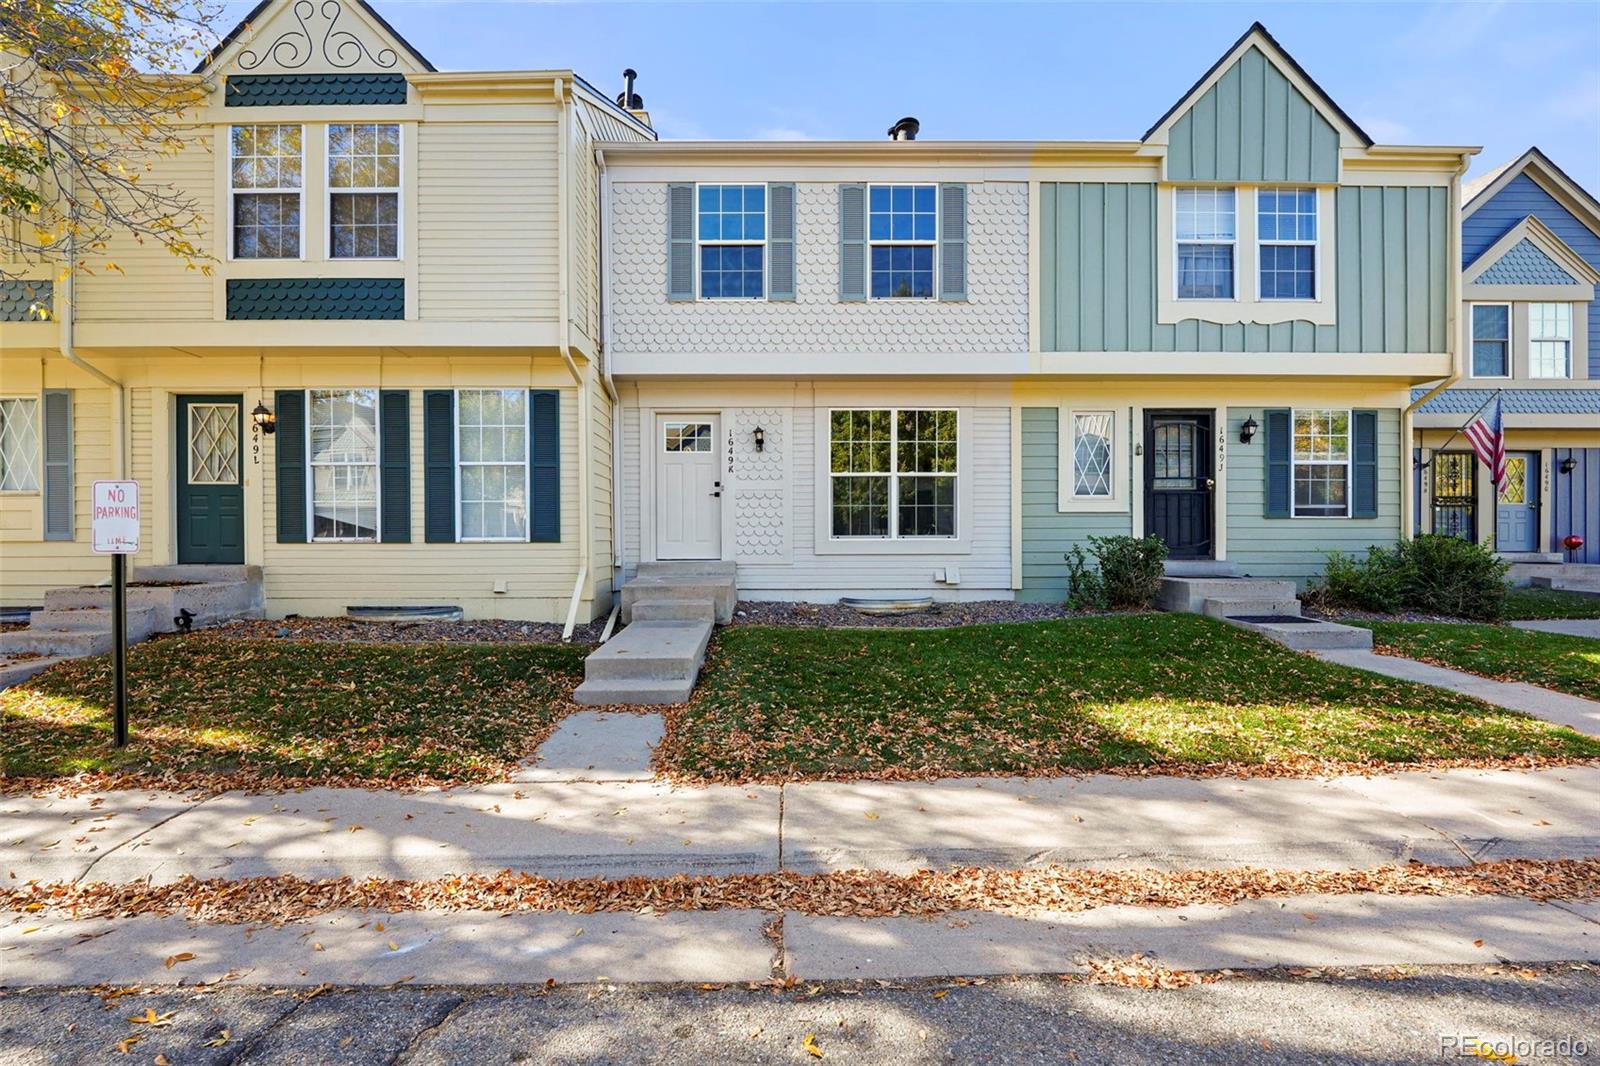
left=1463, top=213, right=1600, bottom=291
left=194, top=0, right=436, bottom=74
left=1142, top=21, right=1371, bottom=147
left=1463, top=147, right=1600, bottom=238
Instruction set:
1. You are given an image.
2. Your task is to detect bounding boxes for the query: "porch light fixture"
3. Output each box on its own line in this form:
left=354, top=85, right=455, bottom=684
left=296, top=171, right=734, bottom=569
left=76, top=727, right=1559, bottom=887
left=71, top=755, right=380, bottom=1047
left=753, top=426, right=766, bottom=452
left=1561, top=457, right=1577, bottom=475
left=1238, top=415, right=1259, bottom=445
left=251, top=400, right=277, bottom=435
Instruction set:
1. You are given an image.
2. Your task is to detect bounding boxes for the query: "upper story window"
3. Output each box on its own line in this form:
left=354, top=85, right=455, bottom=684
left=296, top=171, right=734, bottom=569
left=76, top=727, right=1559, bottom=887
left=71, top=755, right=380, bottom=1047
left=230, top=124, right=303, bottom=259
left=1471, top=304, right=1510, bottom=377
left=458, top=389, right=529, bottom=541
left=0, top=397, right=40, bottom=492
left=308, top=388, right=378, bottom=541
left=1529, top=303, right=1573, bottom=378
left=1258, top=188, right=1317, bottom=300
left=869, top=185, right=936, bottom=299
left=829, top=408, right=957, bottom=538
left=697, top=184, right=765, bottom=299
left=328, top=124, right=400, bottom=259
left=1292, top=408, right=1350, bottom=518
left=1175, top=188, right=1235, bottom=299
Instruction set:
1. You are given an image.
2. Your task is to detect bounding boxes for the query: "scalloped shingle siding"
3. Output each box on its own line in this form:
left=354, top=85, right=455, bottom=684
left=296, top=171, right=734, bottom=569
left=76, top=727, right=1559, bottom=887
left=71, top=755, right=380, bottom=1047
left=1412, top=387, right=1600, bottom=415
left=226, top=279, right=404, bottom=320
left=224, top=74, right=408, bottom=107
left=1476, top=238, right=1579, bottom=286
left=0, top=280, right=51, bottom=321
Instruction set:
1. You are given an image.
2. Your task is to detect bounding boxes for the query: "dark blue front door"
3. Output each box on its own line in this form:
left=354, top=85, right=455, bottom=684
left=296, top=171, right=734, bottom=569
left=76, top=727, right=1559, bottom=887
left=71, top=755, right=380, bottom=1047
left=176, top=395, right=245, bottom=564
left=1496, top=452, right=1538, bottom=552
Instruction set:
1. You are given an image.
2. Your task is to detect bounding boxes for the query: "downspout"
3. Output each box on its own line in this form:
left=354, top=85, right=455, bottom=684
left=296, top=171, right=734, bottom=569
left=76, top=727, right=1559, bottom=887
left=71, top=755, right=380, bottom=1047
left=1401, top=151, right=1474, bottom=537
left=555, top=76, right=592, bottom=641
left=595, top=145, right=623, bottom=599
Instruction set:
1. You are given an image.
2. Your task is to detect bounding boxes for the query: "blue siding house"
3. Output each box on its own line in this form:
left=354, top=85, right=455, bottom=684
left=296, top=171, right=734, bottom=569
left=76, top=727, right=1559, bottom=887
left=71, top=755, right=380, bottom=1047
left=1414, top=149, right=1600, bottom=564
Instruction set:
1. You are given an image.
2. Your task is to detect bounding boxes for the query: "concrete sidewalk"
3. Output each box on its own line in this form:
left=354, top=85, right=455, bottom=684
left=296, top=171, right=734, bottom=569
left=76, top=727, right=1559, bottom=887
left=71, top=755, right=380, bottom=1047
left=1512, top=619, right=1600, bottom=639
left=4, top=766, right=1597, bottom=886
left=1316, top=648, right=1600, bottom=736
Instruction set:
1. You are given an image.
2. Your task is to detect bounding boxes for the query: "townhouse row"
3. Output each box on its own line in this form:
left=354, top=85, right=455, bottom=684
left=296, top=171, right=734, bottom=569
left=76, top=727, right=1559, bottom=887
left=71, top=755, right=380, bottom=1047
left=2, top=2, right=1596, bottom=623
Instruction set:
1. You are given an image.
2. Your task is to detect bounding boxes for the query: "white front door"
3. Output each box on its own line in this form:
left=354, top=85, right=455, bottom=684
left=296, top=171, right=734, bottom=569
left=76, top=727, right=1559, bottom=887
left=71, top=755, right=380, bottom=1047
left=655, top=415, right=722, bottom=560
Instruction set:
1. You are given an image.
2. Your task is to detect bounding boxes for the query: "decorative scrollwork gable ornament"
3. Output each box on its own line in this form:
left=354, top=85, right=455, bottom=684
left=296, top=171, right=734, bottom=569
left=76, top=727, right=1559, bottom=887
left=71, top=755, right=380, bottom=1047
left=237, top=0, right=399, bottom=72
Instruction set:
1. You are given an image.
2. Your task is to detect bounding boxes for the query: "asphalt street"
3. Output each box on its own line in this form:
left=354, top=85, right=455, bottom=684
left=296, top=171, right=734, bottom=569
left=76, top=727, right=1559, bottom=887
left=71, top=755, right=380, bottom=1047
left=1, top=966, right=1595, bottom=1065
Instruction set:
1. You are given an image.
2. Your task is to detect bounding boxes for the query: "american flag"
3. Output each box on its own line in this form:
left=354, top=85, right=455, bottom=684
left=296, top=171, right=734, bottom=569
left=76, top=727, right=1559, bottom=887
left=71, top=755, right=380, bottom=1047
left=1463, top=394, right=1507, bottom=495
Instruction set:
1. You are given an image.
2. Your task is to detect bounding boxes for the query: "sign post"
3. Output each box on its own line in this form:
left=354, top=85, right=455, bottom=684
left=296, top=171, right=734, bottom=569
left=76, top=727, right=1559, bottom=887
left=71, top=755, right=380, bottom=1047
left=92, top=481, right=140, bottom=748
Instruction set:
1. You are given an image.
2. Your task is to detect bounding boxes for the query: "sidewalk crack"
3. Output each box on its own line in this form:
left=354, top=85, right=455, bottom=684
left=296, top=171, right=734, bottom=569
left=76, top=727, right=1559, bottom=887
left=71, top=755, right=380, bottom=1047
left=73, top=792, right=220, bottom=885
left=1321, top=777, right=1479, bottom=866
left=394, top=993, right=473, bottom=1064
left=776, top=783, right=786, bottom=872
left=222, top=996, right=307, bottom=1065
left=1547, top=900, right=1600, bottom=927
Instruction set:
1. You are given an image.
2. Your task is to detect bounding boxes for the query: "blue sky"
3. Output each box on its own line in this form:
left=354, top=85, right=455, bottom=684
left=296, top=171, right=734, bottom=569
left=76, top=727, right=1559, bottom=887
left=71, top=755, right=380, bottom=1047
left=224, top=1, right=1600, bottom=191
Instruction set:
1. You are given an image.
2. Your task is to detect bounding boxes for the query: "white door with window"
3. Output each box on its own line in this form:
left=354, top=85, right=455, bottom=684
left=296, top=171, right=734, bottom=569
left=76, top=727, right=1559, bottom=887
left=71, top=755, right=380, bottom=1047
left=655, top=415, right=722, bottom=560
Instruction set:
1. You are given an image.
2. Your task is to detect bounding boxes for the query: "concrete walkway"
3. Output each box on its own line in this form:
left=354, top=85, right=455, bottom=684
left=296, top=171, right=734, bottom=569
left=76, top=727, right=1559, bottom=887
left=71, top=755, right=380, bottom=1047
left=1316, top=649, right=1600, bottom=736
left=5, top=766, right=1597, bottom=887
left=1512, top=619, right=1600, bottom=639
left=513, top=711, right=665, bottom=783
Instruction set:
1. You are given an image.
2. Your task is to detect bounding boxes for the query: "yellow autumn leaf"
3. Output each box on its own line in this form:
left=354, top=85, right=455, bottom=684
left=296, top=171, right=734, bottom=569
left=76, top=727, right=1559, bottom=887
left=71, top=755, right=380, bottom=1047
left=803, top=1032, right=823, bottom=1059
left=202, top=1028, right=232, bottom=1048
left=164, top=951, right=195, bottom=969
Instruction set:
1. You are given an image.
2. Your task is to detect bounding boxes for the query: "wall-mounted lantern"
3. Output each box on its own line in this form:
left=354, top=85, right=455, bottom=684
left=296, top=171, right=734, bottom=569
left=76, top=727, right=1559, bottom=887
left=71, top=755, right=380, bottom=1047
left=1238, top=415, right=1259, bottom=445
left=1561, top=457, right=1577, bottom=475
left=753, top=426, right=766, bottom=452
left=251, top=400, right=277, bottom=435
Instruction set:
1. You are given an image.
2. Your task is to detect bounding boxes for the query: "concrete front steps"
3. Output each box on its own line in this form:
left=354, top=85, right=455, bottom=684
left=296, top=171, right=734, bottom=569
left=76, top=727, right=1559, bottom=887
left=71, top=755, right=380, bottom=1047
left=0, top=565, right=264, bottom=660
left=575, top=562, right=736, bottom=706
left=1529, top=565, right=1600, bottom=596
left=1158, top=561, right=1371, bottom=651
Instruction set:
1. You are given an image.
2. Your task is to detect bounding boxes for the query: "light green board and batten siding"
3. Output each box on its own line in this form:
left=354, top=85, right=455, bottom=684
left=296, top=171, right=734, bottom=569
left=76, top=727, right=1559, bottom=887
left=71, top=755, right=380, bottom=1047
left=1165, top=46, right=1341, bottom=185
left=1017, top=408, right=1132, bottom=603
left=1038, top=183, right=1448, bottom=354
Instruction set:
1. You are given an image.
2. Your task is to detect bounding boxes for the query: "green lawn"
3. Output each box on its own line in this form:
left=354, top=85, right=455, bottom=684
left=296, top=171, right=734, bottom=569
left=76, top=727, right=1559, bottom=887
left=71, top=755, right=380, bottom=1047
left=1504, top=586, right=1600, bottom=621
left=659, top=614, right=1600, bottom=781
left=1, top=636, right=588, bottom=787
left=1365, top=621, right=1600, bottom=702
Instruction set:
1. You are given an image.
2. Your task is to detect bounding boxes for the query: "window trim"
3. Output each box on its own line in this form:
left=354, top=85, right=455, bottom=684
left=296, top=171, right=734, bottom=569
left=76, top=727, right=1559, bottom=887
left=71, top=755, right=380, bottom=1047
left=454, top=388, right=532, bottom=544
left=227, top=123, right=306, bottom=262
left=1468, top=301, right=1513, bottom=379
left=324, top=122, right=403, bottom=262
left=1527, top=301, right=1573, bottom=379
left=695, top=182, right=768, bottom=302
left=1057, top=407, right=1127, bottom=513
left=1289, top=407, right=1352, bottom=520
left=305, top=387, right=381, bottom=543
left=867, top=183, right=939, bottom=302
left=1174, top=186, right=1238, bottom=303
left=826, top=406, right=960, bottom=542
left=0, top=395, right=41, bottom=495
left=1254, top=187, right=1319, bottom=302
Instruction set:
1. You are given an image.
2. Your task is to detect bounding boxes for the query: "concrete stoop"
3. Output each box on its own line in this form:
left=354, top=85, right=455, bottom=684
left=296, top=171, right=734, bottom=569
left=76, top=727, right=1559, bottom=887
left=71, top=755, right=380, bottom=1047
left=1160, top=572, right=1372, bottom=651
left=1531, top=572, right=1600, bottom=596
left=577, top=562, right=737, bottom=706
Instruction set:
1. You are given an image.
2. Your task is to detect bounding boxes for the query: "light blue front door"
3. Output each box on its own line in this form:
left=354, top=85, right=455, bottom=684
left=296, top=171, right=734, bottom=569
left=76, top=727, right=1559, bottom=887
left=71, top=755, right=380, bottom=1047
left=1496, top=452, right=1538, bottom=552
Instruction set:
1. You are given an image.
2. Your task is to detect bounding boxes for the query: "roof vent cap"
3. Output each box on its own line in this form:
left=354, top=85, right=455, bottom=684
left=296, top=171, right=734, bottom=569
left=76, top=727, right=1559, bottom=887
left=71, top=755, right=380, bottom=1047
left=887, top=116, right=919, bottom=141
left=617, top=68, right=643, bottom=110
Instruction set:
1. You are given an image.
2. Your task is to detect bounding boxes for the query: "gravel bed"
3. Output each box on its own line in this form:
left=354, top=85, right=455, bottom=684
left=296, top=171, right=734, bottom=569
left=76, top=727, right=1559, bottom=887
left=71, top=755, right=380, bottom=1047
left=211, top=616, right=607, bottom=645
left=1303, top=605, right=1484, bottom=625
left=728, top=599, right=1091, bottom=629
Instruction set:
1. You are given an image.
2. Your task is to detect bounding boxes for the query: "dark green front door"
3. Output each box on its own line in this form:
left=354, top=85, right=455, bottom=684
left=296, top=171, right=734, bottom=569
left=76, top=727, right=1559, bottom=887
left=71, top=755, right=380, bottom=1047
left=177, top=395, right=245, bottom=564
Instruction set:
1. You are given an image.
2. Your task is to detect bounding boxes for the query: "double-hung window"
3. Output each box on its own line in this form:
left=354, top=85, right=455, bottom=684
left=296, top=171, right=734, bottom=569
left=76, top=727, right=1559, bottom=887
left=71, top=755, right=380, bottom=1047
left=230, top=124, right=303, bottom=259
left=457, top=389, right=528, bottom=541
left=869, top=185, right=936, bottom=298
left=1257, top=188, right=1317, bottom=299
left=309, top=389, right=379, bottom=541
left=328, top=124, right=401, bottom=259
left=1291, top=409, right=1350, bottom=518
left=0, top=397, right=40, bottom=492
left=1470, top=304, right=1511, bottom=377
left=1529, top=303, right=1573, bottom=378
left=829, top=408, right=957, bottom=539
left=1175, top=188, right=1236, bottom=299
left=698, top=184, right=765, bottom=298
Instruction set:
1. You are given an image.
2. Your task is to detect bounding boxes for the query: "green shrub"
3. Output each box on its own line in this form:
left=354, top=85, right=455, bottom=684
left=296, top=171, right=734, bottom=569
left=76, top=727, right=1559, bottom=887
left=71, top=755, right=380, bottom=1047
left=1310, top=534, right=1508, bottom=621
left=1065, top=535, right=1169, bottom=610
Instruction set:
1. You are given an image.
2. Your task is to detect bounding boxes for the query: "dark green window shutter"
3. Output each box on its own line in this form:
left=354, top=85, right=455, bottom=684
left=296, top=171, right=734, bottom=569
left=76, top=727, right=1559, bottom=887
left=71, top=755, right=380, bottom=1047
left=379, top=389, right=410, bottom=542
left=530, top=389, right=560, bottom=542
left=768, top=182, right=796, bottom=301
left=274, top=390, right=306, bottom=543
left=1264, top=408, right=1291, bottom=519
left=938, top=183, right=968, bottom=301
left=1352, top=410, right=1379, bottom=519
left=667, top=183, right=695, bottom=302
left=423, top=390, right=455, bottom=543
left=839, top=183, right=867, bottom=302
left=42, top=390, right=72, bottom=541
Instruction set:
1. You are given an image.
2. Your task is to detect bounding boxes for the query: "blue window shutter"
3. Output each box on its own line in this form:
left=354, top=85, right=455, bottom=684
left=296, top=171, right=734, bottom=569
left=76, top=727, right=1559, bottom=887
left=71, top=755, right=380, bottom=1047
left=379, top=390, right=410, bottom=543
left=769, top=182, right=796, bottom=301
left=1264, top=408, right=1291, bottom=518
left=530, top=389, right=560, bottom=542
left=667, top=183, right=695, bottom=301
left=1352, top=410, right=1379, bottom=519
left=939, top=183, right=968, bottom=301
left=42, top=390, right=72, bottom=541
left=839, top=183, right=867, bottom=302
left=423, top=390, right=455, bottom=543
left=274, top=390, right=306, bottom=543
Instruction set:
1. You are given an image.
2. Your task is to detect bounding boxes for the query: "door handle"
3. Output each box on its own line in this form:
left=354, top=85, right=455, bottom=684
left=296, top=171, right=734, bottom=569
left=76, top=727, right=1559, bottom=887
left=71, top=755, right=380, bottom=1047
left=710, top=490, right=721, bottom=498
left=1205, top=478, right=1216, bottom=490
